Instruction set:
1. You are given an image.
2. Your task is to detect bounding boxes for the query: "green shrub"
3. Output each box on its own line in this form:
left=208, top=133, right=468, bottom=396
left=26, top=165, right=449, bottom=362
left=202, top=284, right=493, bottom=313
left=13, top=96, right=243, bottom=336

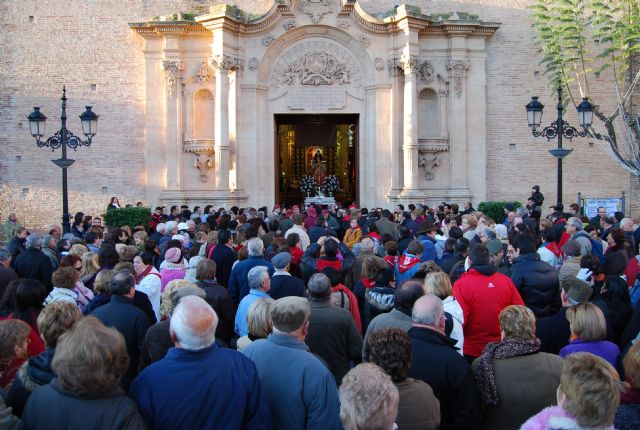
left=477, top=201, right=522, bottom=224
left=103, top=207, right=151, bottom=228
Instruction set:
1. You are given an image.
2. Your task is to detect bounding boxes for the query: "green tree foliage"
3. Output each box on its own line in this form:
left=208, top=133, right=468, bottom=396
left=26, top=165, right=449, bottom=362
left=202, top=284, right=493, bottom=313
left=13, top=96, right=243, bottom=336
left=102, top=207, right=151, bottom=228
left=477, top=201, right=522, bottom=224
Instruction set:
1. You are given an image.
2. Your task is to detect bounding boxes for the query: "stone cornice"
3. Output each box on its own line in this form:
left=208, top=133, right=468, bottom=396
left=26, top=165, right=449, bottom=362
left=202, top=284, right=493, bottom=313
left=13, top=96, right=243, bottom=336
left=195, top=3, right=294, bottom=35
left=129, top=21, right=208, bottom=38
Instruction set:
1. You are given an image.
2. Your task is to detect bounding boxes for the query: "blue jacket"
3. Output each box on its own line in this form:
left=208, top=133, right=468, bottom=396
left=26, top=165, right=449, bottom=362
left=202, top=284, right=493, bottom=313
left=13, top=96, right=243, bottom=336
left=235, top=290, right=270, bottom=337
left=242, top=334, right=341, bottom=430
left=228, top=256, right=274, bottom=303
left=130, top=345, right=272, bottom=430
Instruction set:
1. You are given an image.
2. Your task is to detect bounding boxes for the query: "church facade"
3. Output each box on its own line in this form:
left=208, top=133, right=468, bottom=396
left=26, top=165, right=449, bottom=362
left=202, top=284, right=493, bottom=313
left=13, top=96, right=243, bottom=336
left=0, top=0, right=635, bottom=228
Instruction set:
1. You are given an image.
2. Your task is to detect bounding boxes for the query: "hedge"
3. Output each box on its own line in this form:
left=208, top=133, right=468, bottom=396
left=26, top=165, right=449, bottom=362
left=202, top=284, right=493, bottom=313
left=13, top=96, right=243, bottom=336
left=103, top=207, right=151, bottom=228
left=477, top=201, right=522, bottom=224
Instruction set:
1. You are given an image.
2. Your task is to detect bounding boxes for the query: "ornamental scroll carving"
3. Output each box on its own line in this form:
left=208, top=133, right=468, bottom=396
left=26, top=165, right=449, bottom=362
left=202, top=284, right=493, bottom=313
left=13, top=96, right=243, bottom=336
left=162, top=60, right=183, bottom=98
left=271, top=42, right=361, bottom=87
left=418, top=62, right=435, bottom=83
left=194, top=60, right=212, bottom=84
left=194, top=156, right=214, bottom=182
left=299, top=0, right=334, bottom=23
left=399, top=55, right=420, bottom=74
left=447, top=60, right=470, bottom=97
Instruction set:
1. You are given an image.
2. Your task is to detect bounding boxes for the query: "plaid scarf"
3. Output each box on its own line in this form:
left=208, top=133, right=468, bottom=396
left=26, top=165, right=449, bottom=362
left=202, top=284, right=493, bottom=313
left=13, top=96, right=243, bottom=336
left=475, top=338, right=541, bottom=406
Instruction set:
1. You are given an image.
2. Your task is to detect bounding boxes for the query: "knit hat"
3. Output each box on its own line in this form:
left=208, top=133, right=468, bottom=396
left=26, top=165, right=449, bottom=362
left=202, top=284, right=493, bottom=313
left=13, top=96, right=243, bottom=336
left=165, top=247, right=182, bottom=263
left=170, top=286, right=206, bottom=308
left=270, top=296, right=310, bottom=333
left=562, top=240, right=581, bottom=257
left=271, top=252, right=292, bottom=270
left=486, top=239, right=503, bottom=256
left=561, top=276, right=593, bottom=304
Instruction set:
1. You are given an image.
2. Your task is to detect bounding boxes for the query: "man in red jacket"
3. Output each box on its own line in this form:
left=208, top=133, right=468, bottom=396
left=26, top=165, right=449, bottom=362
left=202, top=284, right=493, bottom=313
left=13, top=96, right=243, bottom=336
left=453, top=244, right=524, bottom=362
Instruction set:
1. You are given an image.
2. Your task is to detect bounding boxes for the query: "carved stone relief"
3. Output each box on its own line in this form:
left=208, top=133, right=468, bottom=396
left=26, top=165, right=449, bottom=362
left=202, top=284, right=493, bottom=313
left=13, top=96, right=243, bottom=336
left=271, top=41, right=361, bottom=87
left=193, top=60, right=212, bottom=84
left=162, top=60, right=183, bottom=98
left=194, top=156, right=214, bottom=182
left=374, top=58, right=385, bottom=72
left=399, top=55, right=420, bottom=74
left=299, top=0, right=334, bottom=24
left=262, top=34, right=275, bottom=46
left=283, top=20, right=296, bottom=31
left=418, top=62, right=434, bottom=83
left=418, top=153, right=440, bottom=181
left=208, top=54, right=242, bottom=71
left=337, top=20, right=350, bottom=30
left=358, top=36, right=370, bottom=48
left=248, top=58, right=259, bottom=71
left=447, top=59, right=470, bottom=97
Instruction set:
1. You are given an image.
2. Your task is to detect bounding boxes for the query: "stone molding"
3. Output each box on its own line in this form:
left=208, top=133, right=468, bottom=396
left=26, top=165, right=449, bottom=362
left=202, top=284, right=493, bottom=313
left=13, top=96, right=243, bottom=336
left=299, top=0, right=335, bottom=24
left=162, top=60, right=183, bottom=98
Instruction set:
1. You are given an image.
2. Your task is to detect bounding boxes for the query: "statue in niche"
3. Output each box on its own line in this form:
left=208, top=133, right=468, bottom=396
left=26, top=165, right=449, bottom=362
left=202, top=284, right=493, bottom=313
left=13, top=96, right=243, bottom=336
left=308, top=147, right=327, bottom=186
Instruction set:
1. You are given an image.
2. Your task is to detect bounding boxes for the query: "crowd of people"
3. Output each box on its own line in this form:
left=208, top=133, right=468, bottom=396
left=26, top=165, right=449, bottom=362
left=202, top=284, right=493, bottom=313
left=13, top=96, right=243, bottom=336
left=1, top=189, right=640, bottom=429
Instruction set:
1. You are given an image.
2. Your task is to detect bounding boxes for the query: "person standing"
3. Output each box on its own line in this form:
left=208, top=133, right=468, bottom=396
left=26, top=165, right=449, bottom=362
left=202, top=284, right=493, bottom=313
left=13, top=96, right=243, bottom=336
left=242, top=296, right=341, bottom=430
left=130, top=296, right=271, bottom=430
left=13, top=234, right=53, bottom=291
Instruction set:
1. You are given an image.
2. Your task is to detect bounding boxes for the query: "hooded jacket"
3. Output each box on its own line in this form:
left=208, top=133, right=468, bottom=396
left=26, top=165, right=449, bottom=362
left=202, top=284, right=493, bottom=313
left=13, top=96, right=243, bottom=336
left=453, top=263, right=524, bottom=357
left=395, top=252, right=422, bottom=284
left=510, top=253, right=561, bottom=318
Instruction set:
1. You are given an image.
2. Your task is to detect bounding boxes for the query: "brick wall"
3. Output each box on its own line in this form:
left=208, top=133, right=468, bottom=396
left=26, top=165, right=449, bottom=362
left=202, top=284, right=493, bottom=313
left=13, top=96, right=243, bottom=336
left=0, top=0, right=636, bottom=230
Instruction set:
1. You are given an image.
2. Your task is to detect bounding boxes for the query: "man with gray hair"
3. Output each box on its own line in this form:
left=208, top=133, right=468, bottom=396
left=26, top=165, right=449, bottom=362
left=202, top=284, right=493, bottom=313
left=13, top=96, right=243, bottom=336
left=229, top=237, right=274, bottom=303
left=41, top=233, right=59, bottom=269
left=0, top=247, right=18, bottom=293
left=243, top=296, right=341, bottom=429
left=346, top=236, right=388, bottom=289
left=306, top=272, right=363, bottom=384
left=14, top=233, right=53, bottom=291
left=234, top=266, right=271, bottom=338
left=620, top=217, right=637, bottom=256
left=408, top=294, right=481, bottom=429
left=564, top=217, right=592, bottom=256
left=131, top=296, right=271, bottom=430
left=91, top=270, right=151, bottom=390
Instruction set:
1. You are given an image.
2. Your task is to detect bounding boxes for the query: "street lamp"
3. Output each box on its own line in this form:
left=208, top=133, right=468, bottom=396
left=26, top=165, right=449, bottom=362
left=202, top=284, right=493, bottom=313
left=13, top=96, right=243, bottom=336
left=525, top=85, right=593, bottom=208
left=27, top=86, right=99, bottom=234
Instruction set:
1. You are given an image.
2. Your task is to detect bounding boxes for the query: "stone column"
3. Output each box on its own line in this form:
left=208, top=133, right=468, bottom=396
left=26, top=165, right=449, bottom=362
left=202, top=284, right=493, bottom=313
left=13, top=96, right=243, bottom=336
left=447, top=57, right=470, bottom=195
left=388, top=57, right=404, bottom=196
left=401, top=56, right=420, bottom=195
left=210, top=55, right=237, bottom=191
left=162, top=60, right=183, bottom=190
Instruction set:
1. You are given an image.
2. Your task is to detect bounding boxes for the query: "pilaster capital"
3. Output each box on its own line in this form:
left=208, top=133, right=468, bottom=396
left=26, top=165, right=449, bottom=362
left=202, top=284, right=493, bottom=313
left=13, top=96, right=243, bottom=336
left=162, top=60, right=184, bottom=98
left=208, top=54, right=242, bottom=71
left=447, top=59, right=470, bottom=96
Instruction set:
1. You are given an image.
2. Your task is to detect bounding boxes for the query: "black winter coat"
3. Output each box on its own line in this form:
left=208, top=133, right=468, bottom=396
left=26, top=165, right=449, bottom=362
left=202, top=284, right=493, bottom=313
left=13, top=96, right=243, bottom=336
left=13, top=248, right=53, bottom=291
left=196, top=280, right=236, bottom=344
left=408, top=327, right=481, bottom=430
left=90, top=296, right=151, bottom=391
left=211, top=244, right=237, bottom=288
left=20, top=378, right=145, bottom=430
left=510, top=253, right=560, bottom=317
left=268, top=274, right=306, bottom=300
left=536, top=307, right=571, bottom=355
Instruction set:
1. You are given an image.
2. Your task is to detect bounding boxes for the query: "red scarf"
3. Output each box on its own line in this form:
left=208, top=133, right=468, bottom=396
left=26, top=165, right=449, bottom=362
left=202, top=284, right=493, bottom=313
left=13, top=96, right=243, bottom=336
left=135, top=265, right=154, bottom=284
left=317, top=259, right=342, bottom=272
left=384, top=255, right=398, bottom=267
left=332, top=284, right=362, bottom=334
left=545, top=242, right=564, bottom=259
left=290, top=247, right=303, bottom=265
left=361, top=276, right=376, bottom=289
left=621, top=381, right=640, bottom=404
left=367, top=232, right=381, bottom=241
left=397, top=254, right=420, bottom=273
left=207, top=244, right=216, bottom=259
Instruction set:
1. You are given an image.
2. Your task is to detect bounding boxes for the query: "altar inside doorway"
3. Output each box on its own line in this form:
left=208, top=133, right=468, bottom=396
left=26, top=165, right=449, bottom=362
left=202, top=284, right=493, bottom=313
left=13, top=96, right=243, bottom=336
left=275, top=114, right=358, bottom=207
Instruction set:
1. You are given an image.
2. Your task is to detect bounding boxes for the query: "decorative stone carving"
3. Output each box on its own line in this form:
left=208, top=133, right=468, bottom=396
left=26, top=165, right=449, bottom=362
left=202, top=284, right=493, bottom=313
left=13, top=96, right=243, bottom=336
left=358, top=36, right=370, bottom=48
left=338, top=20, right=350, bottom=30
left=208, top=54, right=242, bottom=71
left=447, top=59, right=470, bottom=96
left=399, top=55, right=419, bottom=74
left=193, top=156, right=214, bottom=182
left=437, top=74, right=450, bottom=96
left=262, top=34, right=275, bottom=46
left=418, top=152, right=440, bottom=181
left=300, top=0, right=334, bottom=24
left=271, top=41, right=361, bottom=87
left=248, top=58, right=259, bottom=71
left=194, top=60, right=212, bottom=84
left=283, top=20, right=296, bottom=31
left=374, top=58, right=385, bottom=72
left=162, top=60, right=183, bottom=98
left=418, top=61, right=434, bottom=83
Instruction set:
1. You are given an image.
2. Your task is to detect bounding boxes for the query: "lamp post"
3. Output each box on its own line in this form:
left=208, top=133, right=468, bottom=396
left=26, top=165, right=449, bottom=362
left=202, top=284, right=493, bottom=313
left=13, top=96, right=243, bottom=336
left=525, top=85, right=593, bottom=208
left=27, top=87, right=99, bottom=234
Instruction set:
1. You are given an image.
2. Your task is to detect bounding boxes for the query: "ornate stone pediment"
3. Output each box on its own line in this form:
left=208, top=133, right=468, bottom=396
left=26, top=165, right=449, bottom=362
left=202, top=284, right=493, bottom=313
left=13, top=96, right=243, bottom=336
left=271, top=41, right=361, bottom=87
left=299, top=0, right=335, bottom=24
